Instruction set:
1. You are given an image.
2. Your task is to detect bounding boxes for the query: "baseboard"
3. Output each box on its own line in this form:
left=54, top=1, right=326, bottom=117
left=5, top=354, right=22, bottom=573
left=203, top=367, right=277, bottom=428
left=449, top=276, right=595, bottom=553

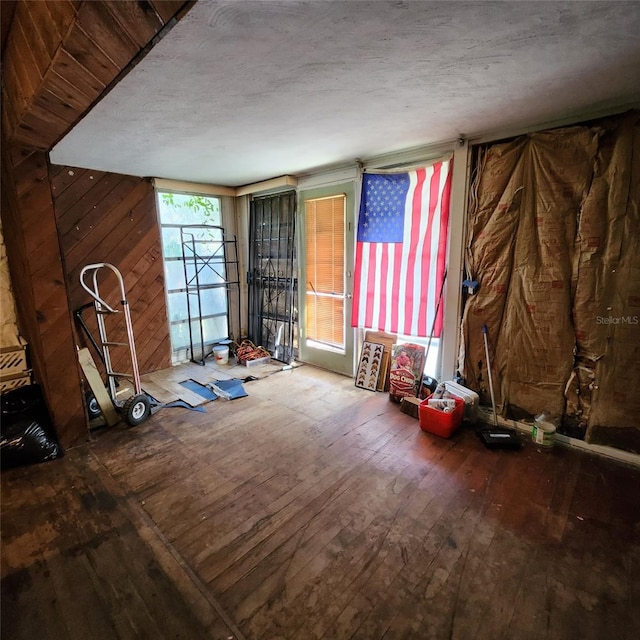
left=477, top=407, right=640, bottom=468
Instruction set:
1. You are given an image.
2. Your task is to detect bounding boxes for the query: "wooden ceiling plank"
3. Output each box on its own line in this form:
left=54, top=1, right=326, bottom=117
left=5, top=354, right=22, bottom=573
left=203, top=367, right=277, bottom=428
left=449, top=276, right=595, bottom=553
left=11, top=125, right=48, bottom=151
left=7, top=140, right=37, bottom=171
left=46, top=69, right=94, bottom=113
left=30, top=99, right=73, bottom=136
left=15, top=3, right=49, bottom=80
left=63, top=24, right=121, bottom=86
left=4, top=53, right=29, bottom=123
left=75, top=1, right=140, bottom=69
left=17, top=106, right=70, bottom=152
left=1, top=49, right=21, bottom=106
left=0, top=1, right=17, bottom=55
left=26, top=0, right=61, bottom=60
left=35, top=88, right=80, bottom=130
left=44, top=0, right=81, bottom=43
left=10, top=20, right=39, bottom=106
left=53, top=48, right=107, bottom=100
left=2, top=87, right=18, bottom=141
left=149, top=0, right=189, bottom=24
left=105, top=1, right=163, bottom=48
left=13, top=148, right=48, bottom=198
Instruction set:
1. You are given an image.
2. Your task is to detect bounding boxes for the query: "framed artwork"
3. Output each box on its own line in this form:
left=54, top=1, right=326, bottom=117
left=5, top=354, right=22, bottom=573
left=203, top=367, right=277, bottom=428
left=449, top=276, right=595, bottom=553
left=364, top=330, right=396, bottom=391
left=355, top=341, right=384, bottom=391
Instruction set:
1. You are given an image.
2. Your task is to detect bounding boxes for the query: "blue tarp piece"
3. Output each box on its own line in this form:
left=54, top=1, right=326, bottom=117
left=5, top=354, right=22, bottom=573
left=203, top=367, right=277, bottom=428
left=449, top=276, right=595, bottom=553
left=179, top=379, right=219, bottom=401
left=163, top=400, right=207, bottom=413
left=209, top=379, right=248, bottom=400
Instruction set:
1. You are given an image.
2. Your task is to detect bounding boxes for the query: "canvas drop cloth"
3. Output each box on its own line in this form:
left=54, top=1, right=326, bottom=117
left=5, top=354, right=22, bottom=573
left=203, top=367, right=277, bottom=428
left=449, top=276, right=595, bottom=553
left=460, top=111, right=640, bottom=452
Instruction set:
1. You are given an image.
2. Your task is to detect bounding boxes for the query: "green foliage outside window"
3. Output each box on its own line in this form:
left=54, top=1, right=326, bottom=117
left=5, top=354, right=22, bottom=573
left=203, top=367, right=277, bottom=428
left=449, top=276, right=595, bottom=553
left=158, top=192, right=221, bottom=225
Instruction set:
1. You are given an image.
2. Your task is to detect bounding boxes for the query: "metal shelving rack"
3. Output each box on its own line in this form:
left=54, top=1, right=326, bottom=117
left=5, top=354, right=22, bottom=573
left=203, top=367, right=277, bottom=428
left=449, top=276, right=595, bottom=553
left=180, top=225, right=240, bottom=365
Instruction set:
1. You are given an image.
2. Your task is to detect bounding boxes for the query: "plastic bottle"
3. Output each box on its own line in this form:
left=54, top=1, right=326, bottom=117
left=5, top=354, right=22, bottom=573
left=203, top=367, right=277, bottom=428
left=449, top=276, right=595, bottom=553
left=432, top=382, right=446, bottom=399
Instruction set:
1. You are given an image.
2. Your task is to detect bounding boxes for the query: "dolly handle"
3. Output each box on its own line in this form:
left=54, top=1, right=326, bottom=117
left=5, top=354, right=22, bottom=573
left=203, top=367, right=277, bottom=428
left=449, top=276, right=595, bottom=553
left=80, top=263, right=126, bottom=313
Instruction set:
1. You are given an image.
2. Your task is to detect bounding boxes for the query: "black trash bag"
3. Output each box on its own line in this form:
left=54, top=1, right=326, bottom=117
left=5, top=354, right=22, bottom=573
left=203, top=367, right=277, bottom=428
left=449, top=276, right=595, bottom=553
left=1, top=385, right=63, bottom=469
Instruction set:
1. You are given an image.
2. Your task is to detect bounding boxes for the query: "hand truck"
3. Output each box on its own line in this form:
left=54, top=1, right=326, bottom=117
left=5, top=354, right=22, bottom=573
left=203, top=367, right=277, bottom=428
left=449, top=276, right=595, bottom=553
left=79, top=263, right=152, bottom=426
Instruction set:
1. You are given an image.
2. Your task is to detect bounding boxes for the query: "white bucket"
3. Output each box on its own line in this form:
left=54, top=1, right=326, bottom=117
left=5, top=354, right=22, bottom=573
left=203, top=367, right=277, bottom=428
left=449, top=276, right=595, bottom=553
left=213, top=345, right=229, bottom=365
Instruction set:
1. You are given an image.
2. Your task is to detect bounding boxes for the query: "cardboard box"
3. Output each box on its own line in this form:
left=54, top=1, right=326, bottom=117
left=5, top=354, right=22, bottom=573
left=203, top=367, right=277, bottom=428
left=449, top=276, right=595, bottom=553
left=389, top=343, right=425, bottom=402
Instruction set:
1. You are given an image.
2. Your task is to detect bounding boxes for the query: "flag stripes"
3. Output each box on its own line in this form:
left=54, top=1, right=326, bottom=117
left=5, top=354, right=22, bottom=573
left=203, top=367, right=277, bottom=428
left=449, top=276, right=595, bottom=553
left=351, top=159, right=452, bottom=337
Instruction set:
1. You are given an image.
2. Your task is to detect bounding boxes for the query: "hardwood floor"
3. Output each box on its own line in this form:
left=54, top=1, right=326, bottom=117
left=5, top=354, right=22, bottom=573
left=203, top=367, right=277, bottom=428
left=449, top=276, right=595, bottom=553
left=3, top=363, right=640, bottom=639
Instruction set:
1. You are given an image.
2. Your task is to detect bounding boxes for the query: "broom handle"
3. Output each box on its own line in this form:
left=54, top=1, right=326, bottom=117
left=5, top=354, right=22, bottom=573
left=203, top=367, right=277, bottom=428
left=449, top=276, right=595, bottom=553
left=482, top=324, right=498, bottom=427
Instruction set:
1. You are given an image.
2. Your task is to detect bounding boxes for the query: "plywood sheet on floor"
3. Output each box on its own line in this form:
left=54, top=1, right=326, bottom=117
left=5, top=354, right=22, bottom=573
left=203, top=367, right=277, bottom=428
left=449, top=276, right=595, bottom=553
left=140, top=357, right=289, bottom=406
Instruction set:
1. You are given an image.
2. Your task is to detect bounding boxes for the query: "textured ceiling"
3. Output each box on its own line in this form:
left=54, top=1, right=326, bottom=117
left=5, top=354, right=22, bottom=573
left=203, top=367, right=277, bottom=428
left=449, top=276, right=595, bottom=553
left=51, top=0, right=640, bottom=187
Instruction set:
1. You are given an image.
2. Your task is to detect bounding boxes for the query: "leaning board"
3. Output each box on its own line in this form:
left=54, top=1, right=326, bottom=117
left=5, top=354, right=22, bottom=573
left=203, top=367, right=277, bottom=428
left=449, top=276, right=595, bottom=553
left=77, top=348, right=120, bottom=427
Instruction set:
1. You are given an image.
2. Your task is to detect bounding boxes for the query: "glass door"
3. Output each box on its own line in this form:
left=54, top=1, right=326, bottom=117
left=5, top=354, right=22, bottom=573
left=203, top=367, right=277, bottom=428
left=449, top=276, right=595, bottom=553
left=298, top=183, right=355, bottom=376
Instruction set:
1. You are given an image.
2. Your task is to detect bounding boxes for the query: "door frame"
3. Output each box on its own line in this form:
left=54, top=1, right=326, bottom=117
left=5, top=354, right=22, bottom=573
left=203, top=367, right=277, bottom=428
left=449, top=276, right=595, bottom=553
left=297, top=181, right=356, bottom=377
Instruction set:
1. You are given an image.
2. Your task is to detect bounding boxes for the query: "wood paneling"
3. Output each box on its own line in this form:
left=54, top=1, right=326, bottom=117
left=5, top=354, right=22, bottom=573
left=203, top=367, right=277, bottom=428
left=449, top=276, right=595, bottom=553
left=1, top=1, right=192, bottom=446
left=4, top=1, right=190, bottom=150
left=1, top=141, right=86, bottom=448
left=51, top=165, right=171, bottom=377
left=0, top=1, right=17, bottom=55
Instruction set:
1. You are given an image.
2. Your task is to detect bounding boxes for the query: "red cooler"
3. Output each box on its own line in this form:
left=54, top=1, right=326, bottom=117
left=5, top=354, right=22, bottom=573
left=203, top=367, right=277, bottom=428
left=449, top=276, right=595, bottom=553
left=419, top=395, right=465, bottom=438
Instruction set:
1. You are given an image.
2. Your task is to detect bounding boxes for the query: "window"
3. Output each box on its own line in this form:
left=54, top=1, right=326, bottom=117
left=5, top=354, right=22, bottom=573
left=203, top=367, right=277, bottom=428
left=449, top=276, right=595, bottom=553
left=304, top=194, right=345, bottom=351
left=156, top=192, right=228, bottom=361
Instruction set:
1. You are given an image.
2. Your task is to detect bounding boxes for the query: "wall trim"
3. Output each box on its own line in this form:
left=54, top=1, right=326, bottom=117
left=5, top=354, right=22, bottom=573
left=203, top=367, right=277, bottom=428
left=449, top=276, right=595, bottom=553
left=235, top=175, right=298, bottom=197
left=297, top=165, right=358, bottom=190
left=478, top=407, right=640, bottom=468
left=363, top=140, right=457, bottom=171
left=440, top=140, right=470, bottom=380
left=469, top=99, right=640, bottom=146
left=153, top=178, right=236, bottom=197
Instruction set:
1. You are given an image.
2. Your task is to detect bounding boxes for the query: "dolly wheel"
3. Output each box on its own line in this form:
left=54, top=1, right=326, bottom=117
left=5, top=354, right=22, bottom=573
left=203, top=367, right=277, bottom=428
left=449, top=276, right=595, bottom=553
left=85, top=391, right=102, bottom=419
left=123, top=393, right=151, bottom=426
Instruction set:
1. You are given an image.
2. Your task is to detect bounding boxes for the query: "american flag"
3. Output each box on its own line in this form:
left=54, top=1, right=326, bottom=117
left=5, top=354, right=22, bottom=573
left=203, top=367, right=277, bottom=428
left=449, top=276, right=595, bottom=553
left=351, top=160, right=452, bottom=337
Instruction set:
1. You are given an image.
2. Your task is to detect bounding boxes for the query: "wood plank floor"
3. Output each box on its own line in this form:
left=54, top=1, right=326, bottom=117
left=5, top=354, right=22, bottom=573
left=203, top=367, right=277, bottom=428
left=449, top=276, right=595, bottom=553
left=140, top=358, right=294, bottom=405
left=3, top=364, right=640, bottom=639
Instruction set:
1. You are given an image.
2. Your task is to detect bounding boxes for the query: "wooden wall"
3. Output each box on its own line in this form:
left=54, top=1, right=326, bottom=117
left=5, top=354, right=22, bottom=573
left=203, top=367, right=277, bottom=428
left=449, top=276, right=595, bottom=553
left=2, top=0, right=190, bottom=151
left=50, top=166, right=171, bottom=376
left=0, top=1, right=191, bottom=448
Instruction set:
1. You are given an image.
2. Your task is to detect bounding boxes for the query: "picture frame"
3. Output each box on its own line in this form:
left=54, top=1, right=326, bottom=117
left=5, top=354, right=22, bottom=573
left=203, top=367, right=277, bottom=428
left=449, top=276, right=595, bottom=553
left=355, top=341, right=384, bottom=391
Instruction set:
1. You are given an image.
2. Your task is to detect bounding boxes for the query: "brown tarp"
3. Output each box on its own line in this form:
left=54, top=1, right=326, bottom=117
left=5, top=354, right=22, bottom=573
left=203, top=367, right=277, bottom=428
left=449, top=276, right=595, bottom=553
left=460, top=111, right=640, bottom=452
